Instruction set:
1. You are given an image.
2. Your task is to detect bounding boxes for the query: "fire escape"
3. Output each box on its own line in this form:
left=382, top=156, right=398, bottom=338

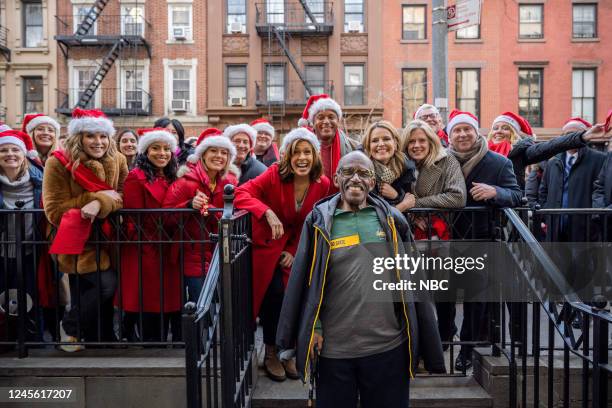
left=255, top=1, right=334, bottom=123
left=55, top=0, right=152, bottom=116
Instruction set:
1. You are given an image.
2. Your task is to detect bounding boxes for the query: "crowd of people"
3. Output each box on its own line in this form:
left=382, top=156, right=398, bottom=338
left=0, top=94, right=610, bottom=407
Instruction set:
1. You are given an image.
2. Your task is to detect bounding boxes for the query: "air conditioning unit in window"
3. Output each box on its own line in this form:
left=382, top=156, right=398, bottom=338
left=228, top=97, right=246, bottom=107
left=230, top=22, right=244, bottom=33
left=347, top=21, right=362, bottom=33
left=173, top=27, right=187, bottom=40
left=171, top=99, right=188, bottom=112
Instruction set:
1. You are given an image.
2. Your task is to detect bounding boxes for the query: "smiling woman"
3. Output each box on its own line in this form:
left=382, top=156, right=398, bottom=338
left=234, top=127, right=330, bottom=382
left=116, top=129, right=138, bottom=170
left=21, top=113, right=61, bottom=167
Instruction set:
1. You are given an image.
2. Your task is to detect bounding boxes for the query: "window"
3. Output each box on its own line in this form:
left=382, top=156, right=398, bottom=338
left=172, top=68, right=190, bottom=103
left=23, top=77, right=43, bottom=113
left=518, top=69, right=543, bottom=127
left=344, top=65, right=364, bottom=106
left=305, top=0, right=325, bottom=24
left=456, top=25, right=479, bottom=39
left=456, top=69, right=480, bottom=119
left=120, top=66, right=145, bottom=110
left=23, top=1, right=43, bottom=47
left=305, top=65, right=325, bottom=99
left=122, top=5, right=145, bottom=37
left=265, top=65, right=285, bottom=102
left=344, top=0, right=364, bottom=33
left=165, top=60, right=196, bottom=114
left=402, top=5, right=426, bottom=40
left=401, top=69, right=427, bottom=126
left=73, top=67, right=97, bottom=108
left=572, top=69, right=595, bottom=124
left=168, top=5, right=193, bottom=40
left=227, top=65, right=247, bottom=106
left=227, top=0, right=246, bottom=33
left=266, top=0, right=284, bottom=24
left=73, top=5, right=97, bottom=35
left=519, top=5, right=543, bottom=39
left=572, top=4, right=596, bottom=39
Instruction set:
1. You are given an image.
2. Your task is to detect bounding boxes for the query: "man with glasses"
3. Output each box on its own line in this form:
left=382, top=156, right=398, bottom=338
left=277, top=151, right=442, bottom=407
left=414, top=104, right=448, bottom=147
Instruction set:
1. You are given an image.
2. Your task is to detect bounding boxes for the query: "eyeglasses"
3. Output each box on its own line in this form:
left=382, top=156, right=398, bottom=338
left=337, top=167, right=374, bottom=179
left=418, top=113, right=438, bottom=121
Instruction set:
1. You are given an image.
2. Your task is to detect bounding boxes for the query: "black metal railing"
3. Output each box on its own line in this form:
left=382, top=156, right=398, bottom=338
left=183, top=185, right=254, bottom=408
left=0, top=25, right=10, bottom=61
left=255, top=80, right=334, bottom=106
left=255, top=1, right=334, bottom=34
left=56, top=87, right=153, bottom=116
left=55, top=14, right=150, bottom=42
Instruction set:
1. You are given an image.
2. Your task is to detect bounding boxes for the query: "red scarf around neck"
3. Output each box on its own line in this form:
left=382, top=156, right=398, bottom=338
left=487, top=140, right=512, bottom=157
left=52, top=150, right=113, bottom=191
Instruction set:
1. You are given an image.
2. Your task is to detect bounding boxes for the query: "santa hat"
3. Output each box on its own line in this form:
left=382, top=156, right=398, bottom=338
left=223, top=124, right=257, bottom=147
left=0, top=130, right=38, bottom=159
left=563, top=117, right=592, bottom=132
left=0, top=122, right=11, bottom=133
left=447, top=109, right=479, bottom=134
left=22, top=113, right=61, bottom=135
left=67, top=108, right=115, bottom=139
left=492, top=112, right=534, bottom=137
left=136, top=128, right=177, bottom=154
left=250, top=118, right=275, bottom=137
left=187, top=128, right=236, bottom=164
left=298, top=94, right=342, bottom=127
left=280, top=127, right=321, bottom=153
left=414, top=104, right=439, bottom=119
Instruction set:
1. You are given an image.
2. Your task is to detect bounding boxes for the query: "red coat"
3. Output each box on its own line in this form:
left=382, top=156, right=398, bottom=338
left=163, top=162, right=237, bottom=278
left=234, top=164, right=330, bottom=317
left=120, top=168, right=181, bottom=312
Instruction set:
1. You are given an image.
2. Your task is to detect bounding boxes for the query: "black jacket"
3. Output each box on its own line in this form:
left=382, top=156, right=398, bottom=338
left=453, top=151, right=522, bottom=239
left=372, top=157, right=417, bottom=205
left=538, top=147, right=606, bottom=241
left=508, top=131, right=587, bottom=191
left=592, top=152, right=612, bottom=209
left=238, top=155, right=267, bottom=186
left=524, top=161, right=547, bottom=207
left=276, top=193, right=445, bottom=381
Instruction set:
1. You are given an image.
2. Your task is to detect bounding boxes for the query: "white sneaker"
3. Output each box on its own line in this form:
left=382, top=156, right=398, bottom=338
left=59, top=322, right=84, bottom=353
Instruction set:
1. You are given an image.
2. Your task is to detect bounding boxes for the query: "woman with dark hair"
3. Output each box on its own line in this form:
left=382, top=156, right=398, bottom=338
left=153, top=118, right=192, bottom=165
left=115, top=129, right=138, bottom=170
left=235, top=127, right=330, bottom=382
left=120, top=128, right=180, bottom=342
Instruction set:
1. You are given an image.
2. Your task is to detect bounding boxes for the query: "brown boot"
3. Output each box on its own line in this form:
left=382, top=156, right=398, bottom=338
left=282, top=358, right=299, bottom=380
left=264, top=345, right=286, bottom=382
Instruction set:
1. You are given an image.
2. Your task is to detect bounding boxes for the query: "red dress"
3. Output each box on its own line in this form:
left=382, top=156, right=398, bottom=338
left=234, top=164, right=330, bottom=317
left=163, top=161, right=237, bottom=278
left=120, top=168, right=181, bottom=312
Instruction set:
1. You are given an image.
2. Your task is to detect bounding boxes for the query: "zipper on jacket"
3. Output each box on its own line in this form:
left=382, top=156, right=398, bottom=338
left=308, top=229, right=318, bottom=286
left=304, top=225, right=331, bottom=380
left=388, top=216, right=415, bottom=379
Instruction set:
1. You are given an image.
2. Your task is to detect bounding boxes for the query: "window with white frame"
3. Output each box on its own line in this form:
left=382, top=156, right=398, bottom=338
left=305, top=0, right=325, bottom=24
left=168, top=4, right=193, bottom=41
left=572, top=69, right=595, bottom=124
left=344, top=0, right=364, bottom=33
left=227, top=0, right=246, bottom=33
left=226, top=65, right=247, bottom=106
left=72, top=66, right=98, bottom=109
left=122, top=5, right=145, bottom=37
left=73, top=4, right=97, bottom=35
left=166, top=64, right=195, bottom=114
left=265, top=65, right=285, bottom=102
left=305, top=65, right=325, bottom=99
left=23, top=1, right=44, bottom=47
left=119, top=64, right=147, bottom=110
left=344, top=64, right=364, bottom=106
left=265, top=0, right=284, bottom=24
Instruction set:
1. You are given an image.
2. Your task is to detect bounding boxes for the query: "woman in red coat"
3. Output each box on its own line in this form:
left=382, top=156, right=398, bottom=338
left=120, top=128, right=180, bottom=342
left=163, top=131, right=238, bottom=301
left=235, top=127, right=330, bottom=382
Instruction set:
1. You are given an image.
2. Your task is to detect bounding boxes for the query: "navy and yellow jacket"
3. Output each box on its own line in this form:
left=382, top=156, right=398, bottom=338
left=276, top=192, right=446, bottom=382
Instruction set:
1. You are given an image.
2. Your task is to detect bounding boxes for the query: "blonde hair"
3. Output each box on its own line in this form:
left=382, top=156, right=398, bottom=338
left=362, top=120, right=406, bottom=178
left=487, top=121, right=520, bottom=144
left=63, top=131, right=118, bottom=172
left=402, top=120, right=442, bottom=169
left=0, top=154, right=29, bottom=180
left=200, top=147, right=232, bottom=177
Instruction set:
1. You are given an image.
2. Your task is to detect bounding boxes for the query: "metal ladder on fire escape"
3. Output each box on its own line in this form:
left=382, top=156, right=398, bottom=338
left=74, top=0, right=128, bottom=108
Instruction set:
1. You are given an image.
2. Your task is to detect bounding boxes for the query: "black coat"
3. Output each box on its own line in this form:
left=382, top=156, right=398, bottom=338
left=524, top=161, right=547, bottom=207
left=372, top=157, right=417, bottom=206
left=592, top=152, right=612, bottom=209
left=507, top=131, right=587, bottom=191
left=538, top=147, right=606, bottom=241
left=453, top=151, right=522, bottom=239
left=238, top=155, right=267, bottom=186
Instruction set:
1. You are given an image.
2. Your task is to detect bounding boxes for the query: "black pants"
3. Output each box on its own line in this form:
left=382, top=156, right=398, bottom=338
left=435, top=302, right=457, bottom=344
left=259, top=267, right=284, bottom=346
left=123, top=311, right=181, bottom=342
left=459, top=302, right=488, bottom=358
left=317, top=341, right=411, bottom=408
left=63, top=270, right=117, bottom=341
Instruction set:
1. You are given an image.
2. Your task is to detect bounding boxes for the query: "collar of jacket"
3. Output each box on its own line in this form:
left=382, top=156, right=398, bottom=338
left=553, top=146, right=586, bottom=167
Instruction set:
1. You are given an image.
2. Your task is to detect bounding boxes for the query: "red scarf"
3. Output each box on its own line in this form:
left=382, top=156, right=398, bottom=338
left=52, top=150, right=113, bottom=191
left=437, top=130, right=449, bottom=146
left=487, top=140, right=512, bottom=157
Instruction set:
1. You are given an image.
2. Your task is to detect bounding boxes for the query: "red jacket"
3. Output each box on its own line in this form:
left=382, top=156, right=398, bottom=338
left=234, top=164, right=330, bottom=317
left=163, top=162, right=237, bottom=278
left=120, top=168, right=181, bottom=312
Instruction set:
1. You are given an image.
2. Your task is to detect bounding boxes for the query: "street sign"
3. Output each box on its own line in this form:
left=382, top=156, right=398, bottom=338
left=447, top=0, right=481, bottom=32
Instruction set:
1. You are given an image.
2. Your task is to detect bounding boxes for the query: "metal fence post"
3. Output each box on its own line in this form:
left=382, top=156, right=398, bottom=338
left=592, top=301, right=609, bottom=408
left=183, top=301, right=201, bottom=408
left=15, top=208, right=27, bottom=358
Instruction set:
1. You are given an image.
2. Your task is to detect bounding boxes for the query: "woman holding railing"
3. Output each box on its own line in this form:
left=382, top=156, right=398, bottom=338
left=42, top=108, right=128, bottom=352
left=120, top=128, right=181, bottom=342
left=115, top=129, right=138, bottom=170
left=162, top=131, right=237, bottom=302
left=0, top=130, right=44, bottom=340
left=234, top=127, right=330, bottom=382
